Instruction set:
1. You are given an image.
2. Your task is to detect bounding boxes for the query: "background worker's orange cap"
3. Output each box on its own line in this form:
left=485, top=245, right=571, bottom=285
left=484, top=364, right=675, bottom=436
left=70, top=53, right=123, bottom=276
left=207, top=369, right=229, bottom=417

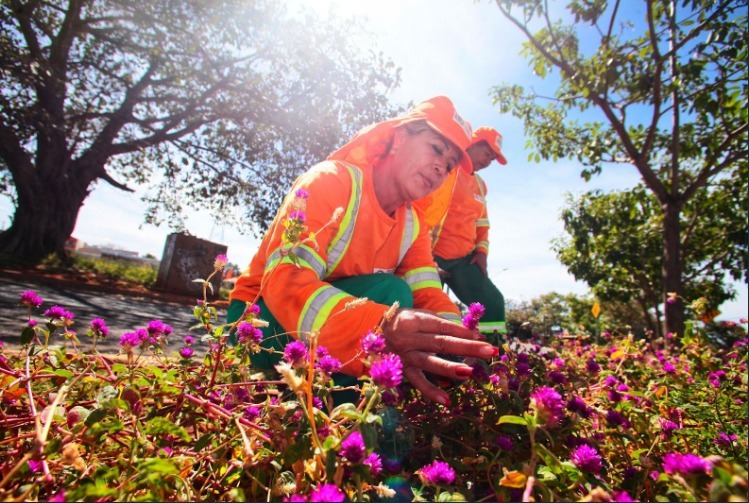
left=329, top=96, right=473, bottom=173
left=471, top=126, right=507, bottom=166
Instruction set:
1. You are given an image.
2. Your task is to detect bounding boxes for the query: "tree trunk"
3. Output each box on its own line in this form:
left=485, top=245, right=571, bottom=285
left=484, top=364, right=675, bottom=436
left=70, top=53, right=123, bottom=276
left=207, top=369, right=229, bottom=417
left=0, top=167, right=91, bottom=265
left=662, top=201, right=685, bottom=336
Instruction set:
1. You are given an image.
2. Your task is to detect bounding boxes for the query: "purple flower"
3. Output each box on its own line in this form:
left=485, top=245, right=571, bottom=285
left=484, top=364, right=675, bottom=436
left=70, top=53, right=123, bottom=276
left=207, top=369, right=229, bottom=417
left=586, top=358, right=601, bottom=374
left=340, top=431, right=366, bottom=463
left=663, top=361, right=676, bottom=374
left=606, top=410, right=628, bottom=428
left=708, top=370, right=726, bottom=388
left=369, top=353, right=403, bottom=388
left=43, top=306, right=73, bottom=320
left=309, top=484, right=344, bottom=502
left=316, top=355, right=342, bottom=376
left=660, top=419, right=680, bottom=439
left=48, top=491, right=65, bottom=502
left=516, top=362, right=531, bottom=376
left=147, top=320, right=172, bottom=339
left=567, top=396, right=592, bottom=418
left=548, top=370, right=567, bottom=385
left=468, top=302, right=486, bottom=319
left=419, top=460, right=456, bottom=486
left=570, top=444, right=603, bottom=473
left=365, top=452, right=382, bottom=475
left=27, top=319, right=38, bottom=328
left=607, top=390, right=622, bottom=403
left=119, top=330, right=144, bottom=349
left=530, top=386, right=564, bottom=427
left=179, top=347, right=194, bottom=359
left=604, top=375, right=618, bottom=388
left=295, top=188, right=309, bottom=200
left=612, top=490, right=634, bottom=502
left=183, top=335, right=195, bottom=345
left=283, top=340, right=309, bottom=366
left=462, top=313, right=479, bottom=330
left=662, top=453, right=712, bottom=476
left=28, top=459, right=43, bottom=473
left=714, top=432, right=738, bottom=447
left=214, top=254, right=228, bottom=270
left=89, top=318, right=109, bottom=337
left=237, top=321, right=263, bottom=345
left=289, top=210, right=306, bottom=223
left=244, top=406, right=261, bottom=422
left=361, top=330, right=387, bottom=355
left=495, top=435, right=514, bottom=451
left=20, top=290, right=43, bottom=308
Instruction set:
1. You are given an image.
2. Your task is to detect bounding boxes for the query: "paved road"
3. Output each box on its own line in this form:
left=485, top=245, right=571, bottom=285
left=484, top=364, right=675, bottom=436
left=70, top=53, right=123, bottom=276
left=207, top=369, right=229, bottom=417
left=0, top=277, right=224, bottom=357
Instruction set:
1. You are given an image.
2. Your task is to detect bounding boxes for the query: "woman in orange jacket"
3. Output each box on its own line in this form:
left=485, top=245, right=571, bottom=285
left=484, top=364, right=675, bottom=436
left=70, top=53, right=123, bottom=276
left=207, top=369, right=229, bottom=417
left=228, top=97, right=498, bottom=406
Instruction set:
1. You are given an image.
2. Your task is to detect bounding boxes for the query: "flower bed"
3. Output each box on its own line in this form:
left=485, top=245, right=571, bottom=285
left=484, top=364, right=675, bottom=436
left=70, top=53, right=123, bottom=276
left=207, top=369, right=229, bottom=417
left=1, top=281, right=747, bottom=501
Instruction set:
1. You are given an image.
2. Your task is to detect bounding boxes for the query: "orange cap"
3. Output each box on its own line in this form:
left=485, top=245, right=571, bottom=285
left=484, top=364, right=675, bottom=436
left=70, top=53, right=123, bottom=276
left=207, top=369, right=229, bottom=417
left=329, top=96, right=473, bottom=174
left=470, top=126, right=507, bottom=166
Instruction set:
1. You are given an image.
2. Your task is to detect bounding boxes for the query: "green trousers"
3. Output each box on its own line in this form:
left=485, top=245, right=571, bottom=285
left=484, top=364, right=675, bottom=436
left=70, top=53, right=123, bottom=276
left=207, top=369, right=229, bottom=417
left=435, top=252, right=505, bottom=323
left=226, top=273, right=415, bottom=403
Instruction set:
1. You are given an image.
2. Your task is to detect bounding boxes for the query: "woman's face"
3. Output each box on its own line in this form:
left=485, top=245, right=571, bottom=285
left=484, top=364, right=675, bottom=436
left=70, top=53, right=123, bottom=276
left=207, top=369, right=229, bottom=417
left=391, top=126, right=461, bottom=202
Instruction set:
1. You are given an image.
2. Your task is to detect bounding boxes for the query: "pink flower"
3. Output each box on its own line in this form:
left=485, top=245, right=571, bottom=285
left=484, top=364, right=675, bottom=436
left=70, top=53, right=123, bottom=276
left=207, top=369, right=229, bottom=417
left=361, top=330, right=386, bottom=355
left=369, top=353, right=403, bottom=388
left=237, top=321, right=263, bottom=345
left=419, top=460, right=456, bottom=485
left=88, top=318, right=109, bottom=337
left=662, top=453, right=712, bottom=475
left=530, top=386, right=564, bottom=427
left=364, top=452, right=382, bottom=475
left=339, top=431, right=366, bottom=463
left=179, top=347, right=194, bottom=359
left=295, top=188, right=310, bottom=199
left=309, top=484, right=344, bottom=502
left=20, top=290, right=43, bottom=308
left=283, top=340, right=309, bottom=366
left=570, top=444, right=603, bottom=473
left=214, top=254, right=228, bottom=270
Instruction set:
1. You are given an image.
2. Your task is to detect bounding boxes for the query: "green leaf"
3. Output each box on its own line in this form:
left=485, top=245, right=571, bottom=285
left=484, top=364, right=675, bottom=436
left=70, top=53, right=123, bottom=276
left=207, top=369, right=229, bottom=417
left=145, top=416, right=191, bottom=442
left=20, top=326, right=35, bottom=345
left=195, top=433, right=214, bottom=452
left=54, top=369, right=74, bottom=378
left=497, top=414, right=528, bottom=426
left=84, top=408, right=107, bottom=426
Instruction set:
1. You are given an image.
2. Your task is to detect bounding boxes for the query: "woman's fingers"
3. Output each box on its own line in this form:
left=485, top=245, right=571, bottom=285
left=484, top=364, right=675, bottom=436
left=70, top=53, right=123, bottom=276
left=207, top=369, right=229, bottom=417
left=403, top=366, right=451, bottom=406
left=401, top=350, right=475, bottom=380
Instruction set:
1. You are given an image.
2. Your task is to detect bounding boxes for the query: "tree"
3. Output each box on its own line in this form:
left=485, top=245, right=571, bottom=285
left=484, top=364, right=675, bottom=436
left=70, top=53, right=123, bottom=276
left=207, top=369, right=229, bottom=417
left=0, top=0, right=401, bottom=264
left=553, top=173, right=747, bottom=337
left=492, top=0, right=748, bottom=336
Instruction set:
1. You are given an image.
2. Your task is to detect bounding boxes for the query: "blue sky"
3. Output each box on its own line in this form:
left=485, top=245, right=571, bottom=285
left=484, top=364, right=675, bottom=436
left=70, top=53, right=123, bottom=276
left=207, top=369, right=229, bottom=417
left=1, top=0, right=746, bottom=321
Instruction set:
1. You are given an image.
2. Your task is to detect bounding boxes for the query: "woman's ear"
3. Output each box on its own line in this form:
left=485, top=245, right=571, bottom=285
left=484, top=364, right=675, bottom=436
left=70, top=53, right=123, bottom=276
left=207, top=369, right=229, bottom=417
left=391, top=126, right=409, bottom=152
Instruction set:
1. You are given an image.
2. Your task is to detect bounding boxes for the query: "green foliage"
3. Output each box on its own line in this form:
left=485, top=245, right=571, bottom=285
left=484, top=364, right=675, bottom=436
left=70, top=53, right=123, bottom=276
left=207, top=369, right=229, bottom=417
left=40, top=254, right=158, bottom=287
left=492, top=0, right=748, bottom=335
left=2, top=278, right=747, bottom=500
left=0, top=0, right=402, bottom=263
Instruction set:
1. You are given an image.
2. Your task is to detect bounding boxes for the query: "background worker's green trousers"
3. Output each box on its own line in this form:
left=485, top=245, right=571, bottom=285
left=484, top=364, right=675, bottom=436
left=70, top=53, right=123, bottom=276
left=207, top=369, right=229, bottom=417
left=435, top=252, right=506, bottom=333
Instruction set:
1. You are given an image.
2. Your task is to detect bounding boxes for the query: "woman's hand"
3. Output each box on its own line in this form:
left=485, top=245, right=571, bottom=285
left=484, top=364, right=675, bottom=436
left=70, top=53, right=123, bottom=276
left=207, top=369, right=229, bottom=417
left=380, top=308, right=498, bottom=405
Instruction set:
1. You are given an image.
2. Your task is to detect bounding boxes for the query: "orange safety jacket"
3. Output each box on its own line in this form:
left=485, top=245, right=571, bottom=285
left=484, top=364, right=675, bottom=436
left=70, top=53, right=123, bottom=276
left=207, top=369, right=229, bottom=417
left=431, top=168, right=489, bottom=260
left=230, top=160, right=461, bottom=377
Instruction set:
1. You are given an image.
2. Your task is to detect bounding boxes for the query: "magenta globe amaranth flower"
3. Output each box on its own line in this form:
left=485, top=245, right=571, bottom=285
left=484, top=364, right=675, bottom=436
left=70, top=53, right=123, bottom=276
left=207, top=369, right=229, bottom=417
left=309, top=483, right=344, bottom=502
left=659, top=418, right=680, bottom=439
left=316, top=355, right=341, bottom=376
left=361, top=330, right=387, bottom=355
left=179, top=347, right=194, bottom=359
left=283, top=340, right=309, bottom=366
left=20, top=290, right=43, bottom=308
left=369, top=353, right=403, bottom=388
left=237, top=321, right=263, bottom=345
left=419, top=459, right=456, bottom=485
left=530, top=386, right=564, bottom=427
left=364, top=452, right=382, bottom=475
left=570, top=444, right=603, bottom=473
left=213, top=253, right=228, bottom=270
left=340, top=431, right=366, bottom=463
left=662, top=452, right=712, bottom=476
left=88, top=318, right=109, bottom=337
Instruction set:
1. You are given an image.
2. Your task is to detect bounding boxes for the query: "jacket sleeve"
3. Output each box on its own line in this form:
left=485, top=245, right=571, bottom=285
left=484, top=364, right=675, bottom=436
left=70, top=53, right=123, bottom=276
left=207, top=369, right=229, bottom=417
left=259, top=164, right=386, bottom=376
left=396, top=209, right=461, bottom=323
left=474, top=176, right=490, bottom=255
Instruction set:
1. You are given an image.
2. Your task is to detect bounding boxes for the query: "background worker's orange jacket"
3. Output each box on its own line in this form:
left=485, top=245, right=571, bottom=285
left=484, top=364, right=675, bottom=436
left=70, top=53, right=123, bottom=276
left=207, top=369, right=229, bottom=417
left=430, top=168, right=490, bottom=260
left=231, top=160, right=461, bottom=377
